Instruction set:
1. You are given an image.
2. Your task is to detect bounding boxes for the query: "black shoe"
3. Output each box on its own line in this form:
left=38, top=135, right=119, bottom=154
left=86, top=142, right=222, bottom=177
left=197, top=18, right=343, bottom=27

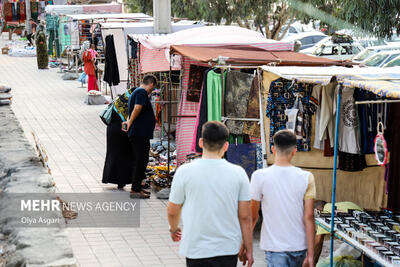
left=117, top=184, right=125, bottom=190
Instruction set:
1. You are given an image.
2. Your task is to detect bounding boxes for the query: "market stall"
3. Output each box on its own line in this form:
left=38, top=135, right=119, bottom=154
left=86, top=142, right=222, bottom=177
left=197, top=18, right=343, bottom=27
left=260, top=65, right=400, bottom=266
left=101, top=21, right=203, bottom=95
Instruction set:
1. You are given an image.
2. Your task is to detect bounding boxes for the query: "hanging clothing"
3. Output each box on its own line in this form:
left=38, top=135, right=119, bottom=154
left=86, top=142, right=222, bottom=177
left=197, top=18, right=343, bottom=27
left=354, top=88, right=388, bottom=154
left=256, top=143, right=263, bottom=170
left=35, top=30, right=48, bottom=69
left=207, top=70, right=226, bottom=121
left=30, top=2, right=39, bottom=20
left=385, top=103, right=400, bottom=211
left=102, top=110, right=134, bottom=187
left=12, top=2, right=18, bottom=21
left=104, top=35, right=120, bottom=87
left=224, top=71, right=253, bottom=135
left=226, top=143, right=256, bottom=179
left=243, top=76, right=261, bottom=137
left=266, top=78, right=317, bottom=152
left=4, top=3, right=12, bottom=22
left=338, top=151, right=366, bottom=172
left=336, top=87, right=361, bottom=154
left=192, top=69, right=212, bottom=153
left=187, top=65, right=208, bottom=102
left=19, top=2, right=25, bottom=22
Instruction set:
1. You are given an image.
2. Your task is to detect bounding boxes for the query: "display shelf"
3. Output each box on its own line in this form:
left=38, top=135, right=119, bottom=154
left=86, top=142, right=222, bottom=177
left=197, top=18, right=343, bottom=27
left=316, top=218, right=394, bottom=267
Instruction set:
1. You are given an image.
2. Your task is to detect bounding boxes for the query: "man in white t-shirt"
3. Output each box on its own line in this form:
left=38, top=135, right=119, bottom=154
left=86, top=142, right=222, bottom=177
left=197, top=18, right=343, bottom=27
left=167, top=121, right=254, bottom=267
left=239, top=130, right=316, bottom=267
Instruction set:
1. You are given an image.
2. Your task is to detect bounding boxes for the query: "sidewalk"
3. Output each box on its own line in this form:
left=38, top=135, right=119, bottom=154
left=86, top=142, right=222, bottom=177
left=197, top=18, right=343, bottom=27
left=0, top=35, right=266, bottom=267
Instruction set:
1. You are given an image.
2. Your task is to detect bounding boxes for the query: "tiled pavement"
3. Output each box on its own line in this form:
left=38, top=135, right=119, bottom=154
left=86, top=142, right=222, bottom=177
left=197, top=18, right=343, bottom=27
left=0, top=34, right=267, bottom=267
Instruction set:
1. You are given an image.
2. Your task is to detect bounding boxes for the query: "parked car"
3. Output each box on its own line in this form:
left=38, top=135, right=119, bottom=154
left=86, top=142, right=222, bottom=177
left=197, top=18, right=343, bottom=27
left=353, top=45, right=400, bottom=63
left=283, top=32, right=328, bottom=50
left=312, top=41, right=364, bottom=60
left=363, top=51, right=400, bottom=67
left=278, top=21, right=319, bottom=39
left=383, top=55, right=400, bottom=67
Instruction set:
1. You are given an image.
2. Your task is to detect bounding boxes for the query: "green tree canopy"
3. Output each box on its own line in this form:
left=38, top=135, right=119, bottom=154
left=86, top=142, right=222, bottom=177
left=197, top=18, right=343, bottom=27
left=124, top=0, right=400, bottom=39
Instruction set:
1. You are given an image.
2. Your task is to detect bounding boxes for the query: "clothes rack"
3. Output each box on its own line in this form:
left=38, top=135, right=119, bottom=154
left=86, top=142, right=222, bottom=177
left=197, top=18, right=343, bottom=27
left=355, top=99, right=400, bottom=105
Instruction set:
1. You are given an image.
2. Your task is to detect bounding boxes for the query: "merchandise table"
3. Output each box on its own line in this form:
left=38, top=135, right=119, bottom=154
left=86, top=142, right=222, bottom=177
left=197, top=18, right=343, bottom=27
left=316, top=218, right=397, bottom=267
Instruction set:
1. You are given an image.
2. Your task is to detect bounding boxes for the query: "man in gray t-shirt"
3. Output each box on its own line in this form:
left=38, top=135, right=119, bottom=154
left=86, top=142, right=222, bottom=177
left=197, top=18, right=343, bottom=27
left=167, top=121, right=254, bottom=267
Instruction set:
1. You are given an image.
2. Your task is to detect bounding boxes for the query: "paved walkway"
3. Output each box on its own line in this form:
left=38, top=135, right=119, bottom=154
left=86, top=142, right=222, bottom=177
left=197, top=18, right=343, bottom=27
left=0, top=34, right=266, bottom=267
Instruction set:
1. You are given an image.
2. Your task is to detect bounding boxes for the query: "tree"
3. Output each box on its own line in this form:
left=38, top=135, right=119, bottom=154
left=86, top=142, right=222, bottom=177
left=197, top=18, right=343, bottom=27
left=124, top=0, right=400, bottom=39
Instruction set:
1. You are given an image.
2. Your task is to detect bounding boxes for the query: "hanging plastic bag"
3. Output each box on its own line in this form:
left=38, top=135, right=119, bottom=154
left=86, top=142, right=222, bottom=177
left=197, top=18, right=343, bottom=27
left=285, top=108, right=298, bottom=132
left=317, top=256, right=362, bottom=267
left=77, top=72, right=86, bottom=83
left=374, top=122, right=388, bottom=166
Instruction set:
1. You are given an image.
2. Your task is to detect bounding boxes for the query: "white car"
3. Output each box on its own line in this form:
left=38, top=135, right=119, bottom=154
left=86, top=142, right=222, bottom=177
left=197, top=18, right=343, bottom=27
left=353, top=44, right=400, bottom=63
left=363, top=51, right=400, bottom=67
left=312, top=41, right=364, bottom=60
left=283, top=32, right=327, bottom=50
left=382, top=55, right=400, bottom=67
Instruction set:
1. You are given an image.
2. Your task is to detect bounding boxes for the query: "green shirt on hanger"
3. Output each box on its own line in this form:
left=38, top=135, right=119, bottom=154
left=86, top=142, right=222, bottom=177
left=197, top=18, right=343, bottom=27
left=206, top=70, right=226, bottom=121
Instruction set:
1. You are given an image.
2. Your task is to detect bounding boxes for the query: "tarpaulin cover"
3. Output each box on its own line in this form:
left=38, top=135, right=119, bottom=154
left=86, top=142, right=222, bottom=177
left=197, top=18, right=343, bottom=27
left=138, top=26, right=293, bottom=50
left=171, top=45, right=346, bottom=66
left=45, top=3, right=121, bottom=15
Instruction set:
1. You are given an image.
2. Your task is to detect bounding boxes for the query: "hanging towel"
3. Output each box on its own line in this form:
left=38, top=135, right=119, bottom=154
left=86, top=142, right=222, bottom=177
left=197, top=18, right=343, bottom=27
left=226, top=143, right=256, bottom=179
left=224, top=71, right=253, bottom=135
left=104, top=35, right=120, bottom=87
left=207, top=70, right=226, bottom=122
left=243, top=76, right=261, bottom=137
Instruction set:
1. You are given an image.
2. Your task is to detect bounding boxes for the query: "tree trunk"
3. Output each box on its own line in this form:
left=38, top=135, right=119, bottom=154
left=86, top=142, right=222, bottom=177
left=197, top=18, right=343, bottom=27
left=278, top=17, right=294, bottom=40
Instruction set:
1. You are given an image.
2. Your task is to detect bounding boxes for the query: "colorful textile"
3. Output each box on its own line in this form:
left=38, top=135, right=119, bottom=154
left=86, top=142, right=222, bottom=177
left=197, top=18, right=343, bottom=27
left=226, top=143, right=256, bottom=178
left=207, top=70, right=226, bottom=121
left=87, top=75, right=98, bottom=91
left=30, top=2, right=38, bottom=20
left=113, top=88, right=135, bottom=121
left=187, top=65, right=207, bottom=102
left=19, top=2, right=25, bottom=22
left=243, top=76, right=261, bottom=137
left=266, top=78, right=317, bottom=152
left=256, top=143, right=263, bottom=170
left=225, top=71, right=253, bottom=135
left=83, top=51, right=95, bottom=76
left=4, top=3, right=12, bottom=22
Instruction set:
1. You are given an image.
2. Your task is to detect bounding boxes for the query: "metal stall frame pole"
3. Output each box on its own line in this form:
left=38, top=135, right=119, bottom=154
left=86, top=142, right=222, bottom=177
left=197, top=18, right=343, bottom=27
left=220, top=68, right=225, bottom=120
left=167, top=53, right=172, bottom=180
left=329, top=84, right=342, bottom=267
left=257, top=67, right=267, bottom=168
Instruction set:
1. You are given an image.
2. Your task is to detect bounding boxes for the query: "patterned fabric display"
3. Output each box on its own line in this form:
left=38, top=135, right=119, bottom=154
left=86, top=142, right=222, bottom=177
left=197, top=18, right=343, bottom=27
left=266, top=78, right=318, bottom=152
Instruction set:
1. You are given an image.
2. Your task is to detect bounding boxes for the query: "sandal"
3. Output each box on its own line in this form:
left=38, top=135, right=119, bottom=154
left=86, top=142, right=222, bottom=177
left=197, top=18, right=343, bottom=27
left=130, top=191, right=150, bottom=199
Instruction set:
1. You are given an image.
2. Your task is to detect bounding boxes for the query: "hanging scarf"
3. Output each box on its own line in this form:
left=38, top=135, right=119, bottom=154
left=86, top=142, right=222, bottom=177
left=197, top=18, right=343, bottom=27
left=20, top=2, right=26, bottom=22
left=113, top=88, right=135, bottom=121
left=4, top=3, right=12, bottom=22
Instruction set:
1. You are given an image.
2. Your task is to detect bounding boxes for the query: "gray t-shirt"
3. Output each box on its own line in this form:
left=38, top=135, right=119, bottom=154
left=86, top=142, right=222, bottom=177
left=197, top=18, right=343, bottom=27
left=169, top=158, right=251, bottom=259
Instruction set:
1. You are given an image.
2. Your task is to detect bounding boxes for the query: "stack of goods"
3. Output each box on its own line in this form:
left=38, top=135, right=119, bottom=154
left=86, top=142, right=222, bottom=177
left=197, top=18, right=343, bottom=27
left=144, top=141, right=177, bottom=190
left=320, top=210, right=400, bottom=265
left=0, top=85, right=12, bottom=106
left=145, top=166, right=176, bottom=191
left=148, top=141, right=177, bottom=166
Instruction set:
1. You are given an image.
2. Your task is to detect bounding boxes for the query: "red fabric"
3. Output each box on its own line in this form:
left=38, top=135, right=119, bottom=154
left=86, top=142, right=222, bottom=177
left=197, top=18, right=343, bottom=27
left=83, top=51, right=95, bottom=76
left=19, top=2, right=25, bottom=22
left=88, top=75, right=98, bottom=91
left=4, top=3, right=12, bottom=22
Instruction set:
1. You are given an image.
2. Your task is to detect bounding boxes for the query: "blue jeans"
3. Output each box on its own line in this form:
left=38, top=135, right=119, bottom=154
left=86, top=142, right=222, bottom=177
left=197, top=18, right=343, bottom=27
left=265, top=250, right=307, bottom=267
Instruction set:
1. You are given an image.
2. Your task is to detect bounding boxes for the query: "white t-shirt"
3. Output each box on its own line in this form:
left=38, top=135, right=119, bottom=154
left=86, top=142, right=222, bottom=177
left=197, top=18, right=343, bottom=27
left=250, top=165, right=315, bottom=252
left=169, top=159, right=251, bottom=259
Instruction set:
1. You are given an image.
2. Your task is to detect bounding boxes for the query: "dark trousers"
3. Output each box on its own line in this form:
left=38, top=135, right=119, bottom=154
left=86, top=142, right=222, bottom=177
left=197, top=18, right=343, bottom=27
left=129, top=136, right=150, bottom=192
left=186, top=255, right=238, bottom=267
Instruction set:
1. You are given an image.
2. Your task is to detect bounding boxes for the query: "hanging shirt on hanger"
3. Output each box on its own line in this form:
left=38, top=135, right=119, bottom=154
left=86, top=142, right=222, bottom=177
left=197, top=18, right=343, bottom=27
left=334, top=87, right=361, bottom=154
left=354, top=88, right=388, bottom=154
left=266, top=78, right=318, bottom=152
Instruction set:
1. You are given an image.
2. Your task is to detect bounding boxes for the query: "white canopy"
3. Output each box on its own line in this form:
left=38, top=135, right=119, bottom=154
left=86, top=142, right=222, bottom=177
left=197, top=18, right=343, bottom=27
left=137, top=25, right=288, bottom=50
left=45, top=3, right=121, bottom=15
left=66, top=13, right=151, bottom=21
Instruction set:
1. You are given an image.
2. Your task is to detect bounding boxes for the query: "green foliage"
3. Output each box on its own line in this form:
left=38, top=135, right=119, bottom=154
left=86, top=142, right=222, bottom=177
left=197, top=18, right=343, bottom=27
left=124, top=0, right=400, bottom=39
